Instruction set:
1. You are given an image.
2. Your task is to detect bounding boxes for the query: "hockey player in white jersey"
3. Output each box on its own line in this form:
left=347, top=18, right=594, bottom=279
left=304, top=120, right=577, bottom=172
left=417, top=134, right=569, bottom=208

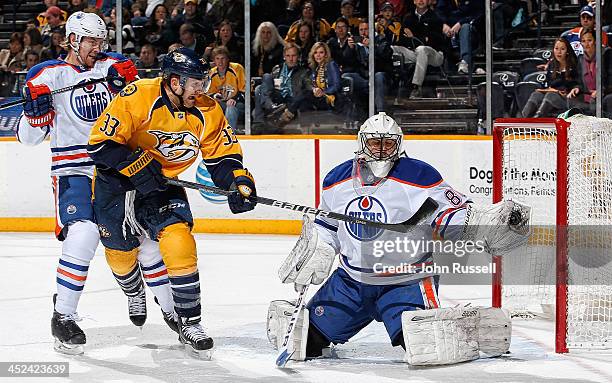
left=16, top=11, right=176, bottom=354
left=268, top=112, right=530, bottom=365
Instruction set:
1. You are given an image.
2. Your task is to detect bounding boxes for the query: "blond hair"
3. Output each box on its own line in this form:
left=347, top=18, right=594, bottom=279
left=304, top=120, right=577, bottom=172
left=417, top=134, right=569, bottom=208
left=308, top=41, right=331, bottom=69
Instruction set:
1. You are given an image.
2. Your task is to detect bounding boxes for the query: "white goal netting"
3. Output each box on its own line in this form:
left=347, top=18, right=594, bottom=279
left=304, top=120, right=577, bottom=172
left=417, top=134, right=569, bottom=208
left=496, top=115, right=612, bottom=349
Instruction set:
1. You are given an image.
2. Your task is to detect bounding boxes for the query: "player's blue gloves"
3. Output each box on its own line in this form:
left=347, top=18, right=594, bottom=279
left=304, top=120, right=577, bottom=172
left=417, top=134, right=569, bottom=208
left=23, top=82, right=54, bottom=127
left=107, top=59, right=138, bottom=93
left=118, top=148, right=166, bottom=195
left=228, top=169, right=257, bottom=214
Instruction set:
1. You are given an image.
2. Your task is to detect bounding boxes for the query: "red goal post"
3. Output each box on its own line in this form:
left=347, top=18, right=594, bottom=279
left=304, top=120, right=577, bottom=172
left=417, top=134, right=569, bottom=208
left=492, top=117, right=612, bottom=353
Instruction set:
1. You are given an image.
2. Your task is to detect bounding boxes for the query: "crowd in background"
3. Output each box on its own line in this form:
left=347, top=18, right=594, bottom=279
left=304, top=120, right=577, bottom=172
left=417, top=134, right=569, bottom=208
left=0, top=0, right=611, bottom=132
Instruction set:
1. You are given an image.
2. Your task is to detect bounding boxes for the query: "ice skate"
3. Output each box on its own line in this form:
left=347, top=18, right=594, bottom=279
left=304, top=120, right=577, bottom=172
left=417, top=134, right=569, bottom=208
left=128, top=287, right=147, bottom=327
left=51, top=310, right=85, bottom=355
left=178, top=317, right=214, bottom=360
left=162, top=310, right=179, bottom=334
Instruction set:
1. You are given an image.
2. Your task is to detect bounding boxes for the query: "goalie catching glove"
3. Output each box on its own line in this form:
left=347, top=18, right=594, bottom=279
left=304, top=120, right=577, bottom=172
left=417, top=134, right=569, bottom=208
left=462, top=200, right=531, bottom=255
left=279, top=215, right=336, bottom=291
left=228, top=169, right=257, bottom=214
left=117, top=148, right=166, bottom=195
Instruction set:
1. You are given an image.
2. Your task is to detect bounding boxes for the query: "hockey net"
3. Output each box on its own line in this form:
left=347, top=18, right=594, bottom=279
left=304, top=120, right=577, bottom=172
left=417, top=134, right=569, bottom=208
left=492, top=116, right=612, bottom=352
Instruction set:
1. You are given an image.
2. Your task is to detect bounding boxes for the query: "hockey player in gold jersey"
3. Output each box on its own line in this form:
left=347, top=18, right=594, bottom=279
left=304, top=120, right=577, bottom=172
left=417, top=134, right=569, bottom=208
left=88, top=48, right=256, bottom=358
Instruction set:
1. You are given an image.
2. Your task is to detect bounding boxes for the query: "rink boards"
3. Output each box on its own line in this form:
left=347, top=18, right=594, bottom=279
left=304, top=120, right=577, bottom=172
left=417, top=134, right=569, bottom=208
left=0, top=135, right=493, bottom=234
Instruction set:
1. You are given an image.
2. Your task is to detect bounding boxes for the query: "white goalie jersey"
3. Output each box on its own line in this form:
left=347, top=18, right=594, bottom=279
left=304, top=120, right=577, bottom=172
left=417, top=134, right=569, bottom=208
left=16, top=53, right=125, bottom=177
left=315, top=157, right=470, bottom=285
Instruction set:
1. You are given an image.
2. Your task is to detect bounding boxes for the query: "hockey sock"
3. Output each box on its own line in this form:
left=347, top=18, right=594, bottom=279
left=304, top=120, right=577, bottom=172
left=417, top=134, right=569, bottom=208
left=169, top=272, right=201, bottom=320
left=306, top=325, right=330, bottom=358
left=141, top=260, right=173, bottom=313
left=137, top=238, right=174, bottom=313
left=55, top=221, right=98, bottom=315
left=113, top=263, right=144, bottom=297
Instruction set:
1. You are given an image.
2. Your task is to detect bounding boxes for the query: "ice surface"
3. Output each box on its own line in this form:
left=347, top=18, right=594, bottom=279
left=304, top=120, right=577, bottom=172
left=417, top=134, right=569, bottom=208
left=0, top=233, right=610, bottom=383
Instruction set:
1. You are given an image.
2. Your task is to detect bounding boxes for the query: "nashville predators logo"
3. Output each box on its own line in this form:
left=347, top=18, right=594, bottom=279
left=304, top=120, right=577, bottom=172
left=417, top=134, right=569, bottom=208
left=149, top=130, right=199, bottom=162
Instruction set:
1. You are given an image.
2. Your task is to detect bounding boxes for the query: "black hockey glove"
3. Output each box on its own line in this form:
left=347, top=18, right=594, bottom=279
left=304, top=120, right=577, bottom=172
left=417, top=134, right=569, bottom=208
left=117, top=148, right=166, bottom=195
left=228, top=169, right=257, bottom=214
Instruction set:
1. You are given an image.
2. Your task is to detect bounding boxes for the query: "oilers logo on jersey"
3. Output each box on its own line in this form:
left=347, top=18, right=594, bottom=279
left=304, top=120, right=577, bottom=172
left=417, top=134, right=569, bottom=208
left=345, top=196, right=388, bottom=241
left=149, top=130, right=200, bottom=162
left=70, top=79, right=110, bottom=122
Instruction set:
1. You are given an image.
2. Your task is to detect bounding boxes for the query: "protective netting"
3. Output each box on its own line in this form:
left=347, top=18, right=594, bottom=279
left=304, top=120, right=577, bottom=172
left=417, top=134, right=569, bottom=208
left=496, top=116, right=612, bottom=349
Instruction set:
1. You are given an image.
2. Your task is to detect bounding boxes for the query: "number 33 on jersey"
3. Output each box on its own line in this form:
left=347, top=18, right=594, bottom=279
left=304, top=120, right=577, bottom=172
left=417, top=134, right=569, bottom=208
left=89, top=77, right=242, bottom=178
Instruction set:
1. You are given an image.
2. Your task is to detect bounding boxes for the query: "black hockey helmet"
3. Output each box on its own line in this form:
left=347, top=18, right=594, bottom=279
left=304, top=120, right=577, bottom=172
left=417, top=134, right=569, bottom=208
left=161, top=47, right=210, bottom=91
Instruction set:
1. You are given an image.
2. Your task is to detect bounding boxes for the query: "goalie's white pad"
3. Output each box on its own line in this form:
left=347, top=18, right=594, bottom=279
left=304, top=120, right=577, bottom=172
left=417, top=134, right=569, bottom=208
left=401, top=307, right=511, bottom=365
left=462, top=200, right=531, bottom=255
left=278, top=215, right=336, bottom=287
left=267, top=300, right=309, bottom=361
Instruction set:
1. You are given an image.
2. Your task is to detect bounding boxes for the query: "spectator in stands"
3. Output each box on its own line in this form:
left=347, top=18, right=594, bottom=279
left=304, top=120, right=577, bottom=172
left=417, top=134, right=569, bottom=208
left=293, top=41, right=347, bottom=119
left=332, top=0, right=361, bottom=35
left=172, top=0, right=215, bottom=46
left=67, top=0, right=87, bottom=15
left=492, top=0, right=520, bottom=49
left=295, top=21, right=316, bottom=67
left=377, top=0, right=409, bottom=19
left=562, top=5, right=608, bottom=56
left=205, top=20, right=244, bottom=63
left=39, top=30, right=66, bottom=61
left=135, top=43, right=160, bottom=78
left=327, top=17, right=359, bottom=74
left=144, top=3, right=174, bottom=52
left=253, top=42, right=311, bottom=126
left=208, top=46, right=246, bottom=132
left=23, top=28, right=43, bottom=56
left=522, top=38, right=580, bottom=118
left=394, top=0, right=446, bottom=98
left=0, top=32, right=25, bottom=73
left=567, top=28, right=599, bottom=115
left=349, top=20, right=390, bottom=114
left=37, top=0, right=68, bottom=29
left=130, top=2, right=148, bottom=26
left=107, top=7, right=137, bottom=54
left=252, top=22, right=286, bottom=77
left=376, top=2, right=402, bottom=45
left=179, top=23, right=207, bottom=56
left=40, top=6, right=67, bottom=46
left=206, top=0, right=244, bottom=31
left=436, top=0, right=484, bottom=74
left=285, top=2, right=332, bottom=43
left=25, top=51, right=40, bottom=71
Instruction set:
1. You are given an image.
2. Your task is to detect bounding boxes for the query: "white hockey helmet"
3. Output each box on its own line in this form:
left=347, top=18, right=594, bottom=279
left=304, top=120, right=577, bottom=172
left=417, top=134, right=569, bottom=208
left=65, top=11, right=108, bottom=53
left=356, top=112, right=403, bottom=178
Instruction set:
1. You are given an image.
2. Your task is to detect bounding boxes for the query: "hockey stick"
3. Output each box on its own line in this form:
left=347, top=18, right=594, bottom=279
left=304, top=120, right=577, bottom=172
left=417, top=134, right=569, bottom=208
left=275, top=283, right=310, bottom=368
left=166, top=178, right=439, bottom=234
left=0, top=76, right=114, bottom=111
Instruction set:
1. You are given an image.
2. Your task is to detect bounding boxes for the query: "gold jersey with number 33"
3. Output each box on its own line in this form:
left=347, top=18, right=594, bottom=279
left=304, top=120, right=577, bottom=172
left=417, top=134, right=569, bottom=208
left=89, top=77, right=242, bottom=178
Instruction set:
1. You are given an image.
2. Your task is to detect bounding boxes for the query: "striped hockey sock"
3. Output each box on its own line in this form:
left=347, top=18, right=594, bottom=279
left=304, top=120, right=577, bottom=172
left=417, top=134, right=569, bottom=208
left=55, top=258, right=89, bottom=315
left=141, top=260, right=173, bottom=314
left=169, top=272, right=201, bottom=321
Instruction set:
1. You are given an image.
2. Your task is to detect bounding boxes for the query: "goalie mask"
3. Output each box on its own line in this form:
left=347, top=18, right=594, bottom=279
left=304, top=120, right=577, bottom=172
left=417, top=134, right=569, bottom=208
left=355, top=112, right=403, bottom=181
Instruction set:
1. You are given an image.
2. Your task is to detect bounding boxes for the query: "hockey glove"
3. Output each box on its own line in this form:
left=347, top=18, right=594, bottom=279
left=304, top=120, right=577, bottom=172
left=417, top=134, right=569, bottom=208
left=228, top=169, right=257, bottom=214
left=22, top=82, right=54, bottom=127
left=118, top=148, right=166, bottom=195
left=107, top=59, right=138, bottom=93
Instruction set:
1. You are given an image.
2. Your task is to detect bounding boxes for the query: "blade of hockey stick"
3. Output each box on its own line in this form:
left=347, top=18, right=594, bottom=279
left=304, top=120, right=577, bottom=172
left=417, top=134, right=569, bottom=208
left=166, top=178, right=439, bottom=234
left=0, top=76, right=112, bottom=111
left=275, top=284, right=310, bottom=368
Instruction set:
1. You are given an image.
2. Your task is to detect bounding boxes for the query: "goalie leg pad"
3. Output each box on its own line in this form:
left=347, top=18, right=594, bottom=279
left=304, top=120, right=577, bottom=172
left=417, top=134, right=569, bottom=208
left=267, top=300, right=309, bottom=361
left=402, top=307, right=480, bottom=366
left=477, top=307, right=511, bottom=357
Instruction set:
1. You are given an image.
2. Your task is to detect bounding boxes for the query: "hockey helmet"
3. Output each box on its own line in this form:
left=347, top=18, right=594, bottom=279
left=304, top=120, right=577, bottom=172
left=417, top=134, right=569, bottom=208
left=161, top=47, right=211, bottom=92
left=356, top=112, right=403, bottom=178
left=65, top=11, right=108, bottom=52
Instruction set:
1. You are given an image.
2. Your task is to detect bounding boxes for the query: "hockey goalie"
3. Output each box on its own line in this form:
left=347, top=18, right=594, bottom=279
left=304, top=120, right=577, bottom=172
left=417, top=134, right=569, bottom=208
left=267, top=112, right=531, bottom=366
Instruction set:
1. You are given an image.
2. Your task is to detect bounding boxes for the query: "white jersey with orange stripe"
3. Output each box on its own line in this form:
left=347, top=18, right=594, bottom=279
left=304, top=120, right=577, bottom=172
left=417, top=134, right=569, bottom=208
left=315, top=157, right=470, bottom=285
left=16, top=53, right=126, bottom=177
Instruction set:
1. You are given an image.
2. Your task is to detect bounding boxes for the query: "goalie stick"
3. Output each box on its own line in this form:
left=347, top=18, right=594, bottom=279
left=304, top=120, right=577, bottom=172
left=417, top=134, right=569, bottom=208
left=0, top=76, right=123, bottom=111
left=166, top=178, right=439, bottom=234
